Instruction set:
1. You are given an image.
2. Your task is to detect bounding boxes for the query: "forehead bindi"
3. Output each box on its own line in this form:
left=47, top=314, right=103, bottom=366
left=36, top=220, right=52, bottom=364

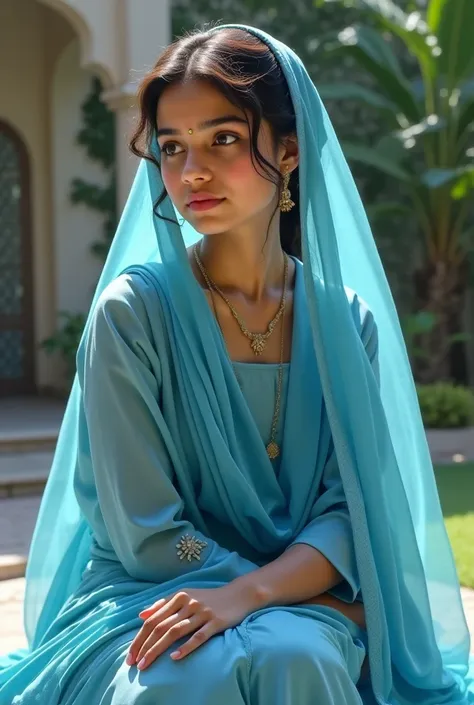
left=156, top=81, right=246, bottom=135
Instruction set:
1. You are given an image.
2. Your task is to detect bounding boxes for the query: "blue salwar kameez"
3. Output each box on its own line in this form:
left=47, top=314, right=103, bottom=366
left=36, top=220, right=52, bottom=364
left=2, top=22, right=473, bottom=705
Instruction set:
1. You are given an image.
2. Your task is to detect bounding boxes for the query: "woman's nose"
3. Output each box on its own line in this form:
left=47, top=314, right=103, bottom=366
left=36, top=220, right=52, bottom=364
left=181, top=152, right=212, bottom=184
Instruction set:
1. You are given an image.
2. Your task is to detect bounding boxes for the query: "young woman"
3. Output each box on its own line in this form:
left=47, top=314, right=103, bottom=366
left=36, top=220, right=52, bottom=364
left=1, top=24, right=473, bottom=705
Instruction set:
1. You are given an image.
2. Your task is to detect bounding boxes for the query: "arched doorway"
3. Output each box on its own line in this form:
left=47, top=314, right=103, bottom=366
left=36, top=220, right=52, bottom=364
left=0, top=121, right=35, bottom=395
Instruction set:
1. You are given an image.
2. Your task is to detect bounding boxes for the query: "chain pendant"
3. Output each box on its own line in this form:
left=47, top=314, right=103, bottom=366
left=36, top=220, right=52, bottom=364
left=266, top=441, right=280, bottom=460
left=250, top=334, right=266, bottom=355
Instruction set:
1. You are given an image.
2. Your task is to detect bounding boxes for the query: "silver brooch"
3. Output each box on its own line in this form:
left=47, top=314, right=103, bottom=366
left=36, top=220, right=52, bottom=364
left=176, top=534, right=208, bottom=562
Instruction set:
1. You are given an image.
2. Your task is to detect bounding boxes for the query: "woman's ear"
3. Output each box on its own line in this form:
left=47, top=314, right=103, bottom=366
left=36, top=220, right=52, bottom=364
left=279, top=134, right=299, bottom=174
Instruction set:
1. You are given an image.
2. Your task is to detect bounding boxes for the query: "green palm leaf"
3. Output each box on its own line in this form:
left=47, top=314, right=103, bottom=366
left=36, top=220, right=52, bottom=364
left=325, top=0, right=437, bottom=79
left=327, top=25, right=421, bottom=121
left=435, top=0, right=474, bottom=88
left=317, top=83, right=398, bottom=112
left=341, top=142, right=413, bottom=180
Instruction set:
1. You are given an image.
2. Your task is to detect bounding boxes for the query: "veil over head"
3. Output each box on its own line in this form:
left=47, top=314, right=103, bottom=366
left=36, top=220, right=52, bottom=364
left=9, top=24, right=473, bottom=703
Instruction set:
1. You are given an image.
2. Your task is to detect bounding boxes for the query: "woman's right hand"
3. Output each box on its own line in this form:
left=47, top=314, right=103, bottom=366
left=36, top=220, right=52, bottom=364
left=303, top=593, right=366, bottom=629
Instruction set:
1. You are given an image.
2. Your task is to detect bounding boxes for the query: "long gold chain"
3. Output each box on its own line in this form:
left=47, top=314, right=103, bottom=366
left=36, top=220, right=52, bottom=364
left=266, top=291, right=286, bottom=460
left=194, top=244, right=288, bottom=356
left=193, top=243, right=287, bottom=460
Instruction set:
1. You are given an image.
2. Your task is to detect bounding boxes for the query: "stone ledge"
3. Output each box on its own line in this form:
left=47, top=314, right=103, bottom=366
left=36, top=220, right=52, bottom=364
left=426, top=427, right=474, bottom=464
left=0, top=555, right=27, bottom=582
left=0, top=451, right=52, bottom=498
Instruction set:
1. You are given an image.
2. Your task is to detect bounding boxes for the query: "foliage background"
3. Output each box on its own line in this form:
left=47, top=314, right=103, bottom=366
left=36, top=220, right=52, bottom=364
left=171, top=0, right=419, bottom=312
left=45, top=0, right=473, bottom=394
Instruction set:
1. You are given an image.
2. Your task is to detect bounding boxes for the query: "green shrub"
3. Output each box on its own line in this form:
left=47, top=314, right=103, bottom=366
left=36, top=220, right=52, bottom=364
left=417, top=383, right=474, bottom=429
left=42, top=312, right=86, bottom=384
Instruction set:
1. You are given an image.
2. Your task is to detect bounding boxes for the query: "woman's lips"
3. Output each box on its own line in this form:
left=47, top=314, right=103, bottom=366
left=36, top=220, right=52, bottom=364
left=187, top=198, right=226, bottom=212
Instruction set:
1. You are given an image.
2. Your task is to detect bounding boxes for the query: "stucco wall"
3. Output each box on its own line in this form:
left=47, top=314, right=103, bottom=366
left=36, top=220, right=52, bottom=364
left=0, top=1, right=102, bottom=390
left=51, top=39, right=105, bottom=317
left=0, top=0, right=54, bottom=389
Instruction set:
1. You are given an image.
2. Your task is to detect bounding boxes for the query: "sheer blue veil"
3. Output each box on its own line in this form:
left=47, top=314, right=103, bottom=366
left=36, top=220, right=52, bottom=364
left=16, top=24, right=473, bottom=702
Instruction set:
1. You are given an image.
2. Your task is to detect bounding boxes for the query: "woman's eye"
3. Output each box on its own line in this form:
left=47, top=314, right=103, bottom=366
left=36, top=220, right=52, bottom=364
left=214, top=133, right=239, bottom=146
left=161, top=142, right=184, bottom=157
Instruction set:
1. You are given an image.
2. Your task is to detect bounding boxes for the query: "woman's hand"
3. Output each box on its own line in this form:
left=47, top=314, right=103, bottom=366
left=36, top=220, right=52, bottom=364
left=127, top=584, right=259, bottom=670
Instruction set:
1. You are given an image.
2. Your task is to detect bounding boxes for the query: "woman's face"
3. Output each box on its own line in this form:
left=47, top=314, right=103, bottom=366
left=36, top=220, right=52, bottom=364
left=156, top=79, right=292, bottom=236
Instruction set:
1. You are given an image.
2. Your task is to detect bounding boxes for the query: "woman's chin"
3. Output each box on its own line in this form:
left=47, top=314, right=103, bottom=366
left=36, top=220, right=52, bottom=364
left=189, top=220, right=234, bottom=237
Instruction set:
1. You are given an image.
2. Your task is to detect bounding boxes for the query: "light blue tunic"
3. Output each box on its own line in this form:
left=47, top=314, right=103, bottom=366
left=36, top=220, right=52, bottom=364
left=3, top=261, right=374, bottom=705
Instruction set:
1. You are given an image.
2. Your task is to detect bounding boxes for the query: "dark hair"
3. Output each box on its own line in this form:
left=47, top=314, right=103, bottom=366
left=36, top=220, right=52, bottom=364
left=130, top=26, right=301, bottom=258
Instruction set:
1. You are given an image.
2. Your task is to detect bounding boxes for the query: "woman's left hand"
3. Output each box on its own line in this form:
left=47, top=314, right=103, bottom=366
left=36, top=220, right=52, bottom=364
left=127, top=584, right=258, bottom=670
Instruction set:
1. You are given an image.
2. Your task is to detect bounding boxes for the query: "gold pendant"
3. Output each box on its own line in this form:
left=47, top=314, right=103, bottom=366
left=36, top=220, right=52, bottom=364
left=266, top=441, right=280, bottom=460
left=251, top=334, right=266, bottom=355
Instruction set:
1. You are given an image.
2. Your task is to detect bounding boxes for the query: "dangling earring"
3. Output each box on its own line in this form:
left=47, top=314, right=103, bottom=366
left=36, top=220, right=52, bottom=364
left=279, top=168, right=295, bottom=213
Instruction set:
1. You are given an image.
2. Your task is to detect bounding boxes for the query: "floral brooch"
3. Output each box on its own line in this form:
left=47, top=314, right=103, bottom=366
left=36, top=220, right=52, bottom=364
left=176, top=534, right=208, bottom=562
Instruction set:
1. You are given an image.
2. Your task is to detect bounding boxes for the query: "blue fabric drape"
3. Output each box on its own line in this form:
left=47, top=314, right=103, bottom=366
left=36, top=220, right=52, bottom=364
left=0, top=24, right=472, bottom=705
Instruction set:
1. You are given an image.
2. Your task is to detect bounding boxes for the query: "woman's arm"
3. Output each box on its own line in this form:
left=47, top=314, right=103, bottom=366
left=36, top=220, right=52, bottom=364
left=75, top=273, right=258, bottom=585
left=232, top=542, right=366, bottom=627
left=233, top=542, right=343, bottom=607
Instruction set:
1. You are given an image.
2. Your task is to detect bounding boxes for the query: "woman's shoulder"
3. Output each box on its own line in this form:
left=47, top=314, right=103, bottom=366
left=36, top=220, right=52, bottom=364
left=343, top=286, right=375, bottom=330
left=91, top=264, right=169, bottom=350
left=96, top=263, right=165, bottom=315
left=296, top=259, right=374, bottom=326
left=342, top=286, right=378, bottom=364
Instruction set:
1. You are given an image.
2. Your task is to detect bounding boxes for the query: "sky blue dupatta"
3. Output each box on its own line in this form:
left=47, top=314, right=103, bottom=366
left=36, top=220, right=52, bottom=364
left=1, top=24, right=472, bottom=705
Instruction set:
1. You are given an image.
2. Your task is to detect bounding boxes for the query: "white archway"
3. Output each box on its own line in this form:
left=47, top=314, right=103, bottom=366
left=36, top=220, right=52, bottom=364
left=37, top=0, right=172, bottom=209
left=36, top=0, right=116, bottom=88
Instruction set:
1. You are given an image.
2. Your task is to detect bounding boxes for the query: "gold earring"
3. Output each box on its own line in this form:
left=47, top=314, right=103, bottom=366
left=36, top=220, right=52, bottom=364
left=279, top=169, right=295, bottom=213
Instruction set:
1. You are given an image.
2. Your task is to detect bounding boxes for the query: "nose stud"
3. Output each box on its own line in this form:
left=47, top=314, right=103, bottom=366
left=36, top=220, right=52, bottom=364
left=188, top=129, right=193, bottom=135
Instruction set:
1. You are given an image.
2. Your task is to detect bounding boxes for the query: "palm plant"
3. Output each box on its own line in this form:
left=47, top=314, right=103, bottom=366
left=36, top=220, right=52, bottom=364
left=317, top=0, right=474, bottom=383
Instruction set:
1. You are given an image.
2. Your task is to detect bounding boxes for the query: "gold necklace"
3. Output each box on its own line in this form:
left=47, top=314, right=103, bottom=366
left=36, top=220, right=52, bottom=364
left=266, top=294, right=286, bottom=459
left=194, top=244, right=288, bottom=356
left=193, top=244, right=287, bottom=460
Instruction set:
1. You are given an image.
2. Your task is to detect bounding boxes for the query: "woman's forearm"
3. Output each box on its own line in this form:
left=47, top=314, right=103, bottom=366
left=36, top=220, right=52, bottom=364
left=233, top=543, right=343, bottom=609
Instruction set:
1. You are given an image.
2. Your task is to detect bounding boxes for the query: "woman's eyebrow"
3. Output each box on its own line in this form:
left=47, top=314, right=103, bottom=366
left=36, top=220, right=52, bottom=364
left=156, top=115, right=248, bottom=137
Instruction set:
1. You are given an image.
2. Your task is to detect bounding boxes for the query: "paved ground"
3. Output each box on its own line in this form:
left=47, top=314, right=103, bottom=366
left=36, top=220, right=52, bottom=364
left=0, top=578, right=26, bottom=654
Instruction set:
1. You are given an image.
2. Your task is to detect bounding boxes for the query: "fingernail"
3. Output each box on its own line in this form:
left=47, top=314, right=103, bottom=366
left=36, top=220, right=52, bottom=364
left=126, top=653, right=134, bottom=666
left=137, top=658, right=146, bottom=670
left=170, top=651, right=180, bottom=660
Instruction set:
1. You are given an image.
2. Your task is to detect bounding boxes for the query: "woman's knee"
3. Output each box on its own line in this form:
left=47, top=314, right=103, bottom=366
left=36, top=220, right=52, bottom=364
left=246, top=609, right=365, bottom=688
left=249, top=614, right=345, bottom=679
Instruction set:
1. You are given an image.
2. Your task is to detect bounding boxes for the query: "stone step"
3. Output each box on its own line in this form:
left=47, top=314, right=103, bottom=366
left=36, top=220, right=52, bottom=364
left=0, top=447, right=53, bottom=498
left=0, top=432, right=56, bottom=455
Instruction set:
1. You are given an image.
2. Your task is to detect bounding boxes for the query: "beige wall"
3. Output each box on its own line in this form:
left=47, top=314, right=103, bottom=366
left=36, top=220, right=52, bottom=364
left=0, top=0, right=78, bottom=390
left=0, top=0, right=52, bottom=389
left=0, top=0, right=171, bottom=394
left=52, top=39, right=104, bottom=317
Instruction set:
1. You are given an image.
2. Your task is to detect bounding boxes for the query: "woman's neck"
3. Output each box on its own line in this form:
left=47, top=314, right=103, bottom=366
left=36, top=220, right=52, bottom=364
left=196, top=230, right=287, bottom=303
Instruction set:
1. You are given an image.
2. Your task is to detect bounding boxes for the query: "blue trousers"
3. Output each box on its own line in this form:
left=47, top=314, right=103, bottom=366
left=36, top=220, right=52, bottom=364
left=58, top=606, right=367, bottom=705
